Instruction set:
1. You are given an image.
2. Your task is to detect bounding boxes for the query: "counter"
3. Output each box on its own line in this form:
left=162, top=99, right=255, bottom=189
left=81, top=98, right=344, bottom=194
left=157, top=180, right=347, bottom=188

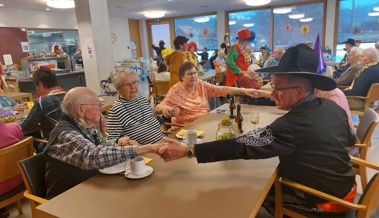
left=18, top=71, right=86, bottom=97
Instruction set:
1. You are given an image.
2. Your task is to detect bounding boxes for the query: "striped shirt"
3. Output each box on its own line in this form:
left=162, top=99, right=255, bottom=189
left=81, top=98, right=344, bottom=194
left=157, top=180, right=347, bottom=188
left=107, top=95, right=169, bottom=144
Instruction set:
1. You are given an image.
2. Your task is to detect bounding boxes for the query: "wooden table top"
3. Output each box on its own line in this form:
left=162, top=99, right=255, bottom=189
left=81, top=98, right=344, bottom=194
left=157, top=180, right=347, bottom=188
left=37, top=104, right=283, bottom=218
left=4, top=91, right=33, bottom=102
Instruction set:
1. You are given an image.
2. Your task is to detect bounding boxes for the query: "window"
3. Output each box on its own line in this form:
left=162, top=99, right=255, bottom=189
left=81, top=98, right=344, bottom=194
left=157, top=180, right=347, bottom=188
left=273, top=3, right=324, bottom=50
left=174, top=15, right=218, bottom=50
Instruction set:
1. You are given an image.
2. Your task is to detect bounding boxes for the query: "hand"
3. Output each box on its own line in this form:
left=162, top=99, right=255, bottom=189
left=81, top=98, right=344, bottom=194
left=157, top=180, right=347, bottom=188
left=169, top=106, right=180, bottom=117
left=118, top=136, right=139, bottom=146
left=13, top=104, right=26, bottom=111
left=95, top=114, right=108, bottom=136
left=158, top=137, right=187, bottom=162
left=238, top=71, right=244, bottom=76
left=252, top=90, right=270, bottom=99
left=162, top=106, right=179, bottom=118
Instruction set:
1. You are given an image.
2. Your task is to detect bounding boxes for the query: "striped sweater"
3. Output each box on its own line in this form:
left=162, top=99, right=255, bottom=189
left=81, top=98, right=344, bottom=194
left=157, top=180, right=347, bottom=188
left=107, top=95, right=169, bottom=144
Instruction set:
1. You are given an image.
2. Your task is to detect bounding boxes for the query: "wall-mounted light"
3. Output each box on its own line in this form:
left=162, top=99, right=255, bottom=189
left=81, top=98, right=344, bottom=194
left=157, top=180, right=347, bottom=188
left=245, top=0, right=271, bottom=6
left=243, top=23, right=254, bottom=27
left=194, top=17, right=209, bottom=23
left=229, top=21, right=236, bottom=25
left=299, top=18, right=313, bottom=22
left=144, top=11, right=165, bottom=18
left=368, top=12, right=379, bottom=16
left=46, top=0, right=75, bottom=9
left=289, top=13, right=305, bottom=19
left=273, top=7, right=292, bottom=14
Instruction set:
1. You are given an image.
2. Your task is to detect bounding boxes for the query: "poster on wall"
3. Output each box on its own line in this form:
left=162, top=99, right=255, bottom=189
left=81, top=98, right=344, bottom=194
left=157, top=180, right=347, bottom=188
left=131, top=41, right=136, bottom=58
left=81, top=38, right=94, bottom=59
left=21, top=42, right=29, bottom=52
left=3, top=54, right=13, bottom=65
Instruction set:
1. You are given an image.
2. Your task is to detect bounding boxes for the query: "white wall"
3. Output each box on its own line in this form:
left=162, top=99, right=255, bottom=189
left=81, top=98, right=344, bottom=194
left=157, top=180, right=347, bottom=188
left=109, top=17, right=132, bottom=62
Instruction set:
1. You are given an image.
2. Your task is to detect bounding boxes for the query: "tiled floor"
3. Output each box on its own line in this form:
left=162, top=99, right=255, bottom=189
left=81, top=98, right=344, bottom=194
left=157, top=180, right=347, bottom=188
left=7, top=77, right=379, bottom=217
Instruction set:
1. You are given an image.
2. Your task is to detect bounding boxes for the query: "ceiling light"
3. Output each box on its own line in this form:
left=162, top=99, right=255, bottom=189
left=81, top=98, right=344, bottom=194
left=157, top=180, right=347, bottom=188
left=245, top=0, right=271, bottom=6
left=46, top=8, right=50, bottom=11
left=289, top=13, right=305, bottom=19
left=299, top=18, right=313, bottom=22
left=144, top=11, right=165, bottom=18
left=194, top=17, right=209, bottom=23
left=0, top=4, right=4, bottom=7
left=273, top=7, right=292, bottom=14
left=374, top=7, right=379, bottom=11
left=46, top=0, right=75, bottom=9
left=368, top=12, right=379, bottom=16
left=243, top=23, right=254, bottom=27
left=229, top=21, right=236, bottom=25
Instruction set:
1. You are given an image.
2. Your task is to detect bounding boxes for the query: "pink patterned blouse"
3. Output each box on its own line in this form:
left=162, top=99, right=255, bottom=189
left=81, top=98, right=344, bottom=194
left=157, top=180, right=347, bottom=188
left=160, top=79, right=227, bottom=126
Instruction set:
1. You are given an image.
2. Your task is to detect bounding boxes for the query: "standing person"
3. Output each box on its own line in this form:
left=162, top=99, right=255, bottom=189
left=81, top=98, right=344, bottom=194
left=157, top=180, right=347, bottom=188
left=151, top=40, right=166, bottom=57
left=165, top=35, right=189, bottom=88
left=0, top=121, right=24, bottom=218
left=260, top=46, right=284, bottom=80
left=355, top=40, right=361, bottom=47
left=225, top=28, right=255, bottom=86
left=209, top=49, right=218, bottom=69
left=159, top=44, right=356, bottom=217
left=340, top=38, right=355, bottom=68
left=220, top=34, right=230, bottom=54
left=186, top=42, right=199, bottom=66
left=43, top=87, right=167, bottom=199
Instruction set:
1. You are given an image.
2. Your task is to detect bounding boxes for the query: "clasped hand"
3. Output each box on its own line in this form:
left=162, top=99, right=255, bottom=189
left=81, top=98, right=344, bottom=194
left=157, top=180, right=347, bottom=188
left=157, top=137, right=188, bottom=162
left=118, top=136, right=139, bottom=146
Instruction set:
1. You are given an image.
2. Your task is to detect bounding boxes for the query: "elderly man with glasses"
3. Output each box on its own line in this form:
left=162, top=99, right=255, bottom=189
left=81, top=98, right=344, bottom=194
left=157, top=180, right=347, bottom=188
left=44, top=87, right=167, bottom=199
left=159, top=44, right=356, bottom=217
left=260, top=46, right=284, bottom=80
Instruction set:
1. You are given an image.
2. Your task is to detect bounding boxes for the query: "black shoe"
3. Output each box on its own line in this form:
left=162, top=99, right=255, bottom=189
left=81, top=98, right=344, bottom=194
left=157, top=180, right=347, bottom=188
left=0, top=207, right=9, bottom=218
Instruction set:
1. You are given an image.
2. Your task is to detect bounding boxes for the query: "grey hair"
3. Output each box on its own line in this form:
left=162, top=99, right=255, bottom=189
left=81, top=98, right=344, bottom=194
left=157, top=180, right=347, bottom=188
left=110, top=68, right=137, bottom=88
left=363, top=48, right=379, bottom=62
left=349, top=47, right=362, bottom=58
left=284, top=75, right=314, bottom=94
left=61, top=87, right=93, bottom=118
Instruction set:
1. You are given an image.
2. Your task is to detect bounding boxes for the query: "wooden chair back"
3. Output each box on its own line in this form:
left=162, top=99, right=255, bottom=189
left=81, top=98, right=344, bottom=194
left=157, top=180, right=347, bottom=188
left=152, top=80, right=170, bottom=105
left=349, top=83, right=379, bottom=116
left=274, top=156, right=379, bottom=218
left=18, top=153, right=48, bottom=218
left=0, top=136, right=34, bottom=215
left=214, top=72, right=225, bottom=85
left=146, top=76, right=155, bottom=98
left=353, top=108, right=379, bottom=189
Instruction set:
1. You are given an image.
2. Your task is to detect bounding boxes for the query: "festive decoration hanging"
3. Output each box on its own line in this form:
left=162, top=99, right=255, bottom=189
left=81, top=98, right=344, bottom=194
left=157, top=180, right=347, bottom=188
left=202, top=28, right=210, bottom=37
left=351, top=25, right=361, bottom=36
left=285, top=24, right=291, bottom=31
left=300, top=25, right=310, bottom=34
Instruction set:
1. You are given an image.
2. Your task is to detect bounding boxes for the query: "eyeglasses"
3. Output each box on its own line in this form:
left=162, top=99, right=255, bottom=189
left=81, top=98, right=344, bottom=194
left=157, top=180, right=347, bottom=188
left=80, top=101, right=104, bottom=108
left=270, top=83, right=302, bottom=93
left=185, top=71, right=198, bottom=77
left=118, top=80, right=139, bottom=89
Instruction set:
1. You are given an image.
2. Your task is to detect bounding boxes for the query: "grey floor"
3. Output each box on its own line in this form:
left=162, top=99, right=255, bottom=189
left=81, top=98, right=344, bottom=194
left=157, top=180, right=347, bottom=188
left=7, top=77, right=379, bottom=218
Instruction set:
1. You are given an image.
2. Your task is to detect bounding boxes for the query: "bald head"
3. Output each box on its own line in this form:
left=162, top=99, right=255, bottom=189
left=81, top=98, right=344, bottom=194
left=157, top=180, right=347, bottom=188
left=62, top=87, right=97, bottom=117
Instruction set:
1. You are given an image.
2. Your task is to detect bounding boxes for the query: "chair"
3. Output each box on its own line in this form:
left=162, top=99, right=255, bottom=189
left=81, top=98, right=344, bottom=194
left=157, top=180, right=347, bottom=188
left=147, top=76, right=155, bottom=99
left=274, top=156, right=379, bottom=218
left=347, top=83, right=379, bottom=117
left=352, top=108, right=379, bottom=190
left=0, top=136, right=34, bottom=216
left=152, top=80, right=170, bottom=105
left=18, top=153, right=48, bottom=218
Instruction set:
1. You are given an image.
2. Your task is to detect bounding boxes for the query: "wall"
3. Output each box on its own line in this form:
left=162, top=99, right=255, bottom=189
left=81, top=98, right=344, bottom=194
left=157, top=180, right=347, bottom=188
left=110, top=17, right=132, bottom=62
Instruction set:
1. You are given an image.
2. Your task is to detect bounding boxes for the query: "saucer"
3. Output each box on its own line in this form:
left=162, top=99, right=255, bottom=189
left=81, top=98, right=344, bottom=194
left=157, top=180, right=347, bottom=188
left=125, top=166, right=154, bottom=179
left=181, top=138, right=203, bottom=145
left=99, top=162, right=127, bottom=174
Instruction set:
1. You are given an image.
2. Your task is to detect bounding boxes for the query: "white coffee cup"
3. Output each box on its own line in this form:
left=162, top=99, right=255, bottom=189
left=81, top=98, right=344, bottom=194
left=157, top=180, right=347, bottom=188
left=183, top=130, right=197, bottom=145
left=130, top=156, right=146, bottom=175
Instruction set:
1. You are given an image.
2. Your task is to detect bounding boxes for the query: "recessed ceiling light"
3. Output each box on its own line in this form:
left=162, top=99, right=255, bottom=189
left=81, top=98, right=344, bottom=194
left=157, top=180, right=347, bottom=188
left=144, top=11, right=165, bottom=18
left=368, top=12, right=379, bottom=16
left=46, top=8, right=50, bottom=11
left=243, top=23, right=254, bottom=27
left=194, top=17, right=209, bottom=23
left=229, top=21, right=236, bottom=25
left=289, top=13, right=305, bottom=19
left=299, top=18, right=313, bottom=22
left=273, top=7, right=292, bottom=14
left=0, top=4, right=4, bottom=7
left=245, top=0, right=271, bottom=6
left=46, top=0, right=75, bottom=9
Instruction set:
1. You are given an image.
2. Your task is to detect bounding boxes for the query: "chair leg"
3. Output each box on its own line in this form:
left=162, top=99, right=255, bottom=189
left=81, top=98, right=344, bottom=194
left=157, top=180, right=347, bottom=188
left=16, top=199, right=23, bottom=214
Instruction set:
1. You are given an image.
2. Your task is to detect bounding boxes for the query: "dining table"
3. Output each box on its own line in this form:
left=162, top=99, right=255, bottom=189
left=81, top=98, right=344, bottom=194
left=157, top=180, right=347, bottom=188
left=36, top=104, right=284, bottom=218
left=4, top=91, right=33, bottom=102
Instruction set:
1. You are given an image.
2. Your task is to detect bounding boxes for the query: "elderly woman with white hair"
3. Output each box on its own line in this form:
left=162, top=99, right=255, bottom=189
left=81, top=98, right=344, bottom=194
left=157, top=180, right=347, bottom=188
left=336, top=47, right=363, bottom=86
left=106, top=68, right=179, bottom=144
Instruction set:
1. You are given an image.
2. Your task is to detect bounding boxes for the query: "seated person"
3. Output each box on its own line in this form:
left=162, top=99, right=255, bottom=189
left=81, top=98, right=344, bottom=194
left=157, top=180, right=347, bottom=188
left=336, top=47, right=363, bottom=86
left=44, top=87, right=165, bottom=199
left=237, top=63, right=262, bottom=89
left=19, top=68, right=66, bottom=139
left=214, top=50, right=226, bottom=70
left=155, top=61, right=256, bottom=127
left=148, top=60, right=158, bottom=82
left=159, top=44, right=356, bottom=217
left=156, top=63, right=170, bottom=81
left=343, top=48, right=379, bottom=110
left=107, top=68, right=179, bottom=144
left=197, top=47, right=209, bottom=66
left=0, top=87, right=25, bottom=111
left=0, top=120, right=24, bottom=218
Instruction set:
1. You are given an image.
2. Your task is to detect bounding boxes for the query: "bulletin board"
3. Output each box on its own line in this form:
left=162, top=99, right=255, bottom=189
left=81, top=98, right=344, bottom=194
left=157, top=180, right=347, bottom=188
left=0, top=27, right=29, bottom=66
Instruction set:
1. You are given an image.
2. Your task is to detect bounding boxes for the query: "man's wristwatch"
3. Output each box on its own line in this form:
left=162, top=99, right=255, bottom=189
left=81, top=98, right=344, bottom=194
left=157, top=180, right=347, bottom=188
left=186, top=144, right=194, bottom=158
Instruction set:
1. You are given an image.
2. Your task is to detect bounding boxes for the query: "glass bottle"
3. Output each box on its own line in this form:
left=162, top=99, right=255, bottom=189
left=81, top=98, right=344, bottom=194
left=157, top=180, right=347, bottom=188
left=235, top=104, right=243, bottom=134
left=229, top=95, right=236, bottom=118
left=216, top=120, right=237, bottom=140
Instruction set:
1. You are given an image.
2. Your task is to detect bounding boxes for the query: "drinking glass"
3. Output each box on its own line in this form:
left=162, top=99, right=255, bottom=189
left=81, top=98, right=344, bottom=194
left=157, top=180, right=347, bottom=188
left=250, top=112, right=260, bottom=129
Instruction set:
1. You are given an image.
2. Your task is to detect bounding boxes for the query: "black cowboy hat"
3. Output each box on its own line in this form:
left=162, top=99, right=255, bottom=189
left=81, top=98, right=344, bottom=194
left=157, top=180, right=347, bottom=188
left=255, top=44, right=336, bottom=91
left=342, top=38, right=356, bottom=45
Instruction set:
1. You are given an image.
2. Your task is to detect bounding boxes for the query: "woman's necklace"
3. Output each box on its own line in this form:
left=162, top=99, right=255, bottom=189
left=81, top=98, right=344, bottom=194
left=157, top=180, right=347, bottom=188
left=120, top=97, right=145, bottom=124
